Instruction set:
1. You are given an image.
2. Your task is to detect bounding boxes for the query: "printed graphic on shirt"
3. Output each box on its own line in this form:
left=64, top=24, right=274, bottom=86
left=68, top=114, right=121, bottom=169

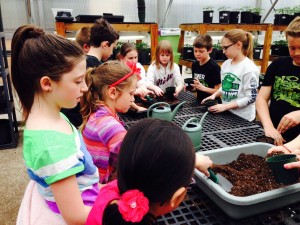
left=249, top=77, right=258, bottom=104
left=156, top=73, right=174, bottom=86
left=222, top=73, right=241, bottom=102
left=273, top=76, right=300, bottom=107
left=194, top=73, right=208, bottom=86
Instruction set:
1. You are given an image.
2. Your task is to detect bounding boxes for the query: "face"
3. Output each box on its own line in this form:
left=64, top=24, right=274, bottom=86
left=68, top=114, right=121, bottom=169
left=194, top=47, right=211, bottom=63
left=123, top=50, right=138, bottom=64
left=221, top=38, right=238, bottom=59
left=114, top=78, right=137, bottom=113
left=102, top=40, right=117, bottom=61
left=52, top=59, right=88, bottom=109
left=287, top=36, right=300, bottom=66
left=159, top=51, right=171, bottom=67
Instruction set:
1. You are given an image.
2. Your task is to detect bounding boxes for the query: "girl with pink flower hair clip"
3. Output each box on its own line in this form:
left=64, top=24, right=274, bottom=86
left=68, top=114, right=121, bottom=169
left=86, top=118, right=213, bottom=225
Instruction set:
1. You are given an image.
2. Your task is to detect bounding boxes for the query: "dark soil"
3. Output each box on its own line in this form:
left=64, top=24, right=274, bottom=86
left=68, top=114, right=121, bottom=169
left=213, top=153, right=287, bottom=197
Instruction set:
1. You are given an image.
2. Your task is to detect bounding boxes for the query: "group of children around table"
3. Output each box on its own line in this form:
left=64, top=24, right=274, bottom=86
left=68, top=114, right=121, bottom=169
left=13, top=16, right=300, bottom=224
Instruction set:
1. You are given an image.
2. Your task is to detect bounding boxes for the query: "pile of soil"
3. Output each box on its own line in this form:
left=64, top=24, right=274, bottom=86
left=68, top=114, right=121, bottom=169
left=213, top=153, right=286, bottom=197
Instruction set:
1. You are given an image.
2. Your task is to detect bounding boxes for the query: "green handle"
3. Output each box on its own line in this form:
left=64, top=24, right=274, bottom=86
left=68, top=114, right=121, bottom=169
left=145, top=95, right=153, bottom=102
left=208, top=168, right=219, bottom=184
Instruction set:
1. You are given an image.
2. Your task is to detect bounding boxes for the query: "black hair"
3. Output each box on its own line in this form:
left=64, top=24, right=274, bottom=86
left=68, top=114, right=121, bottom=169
left=102, top=118, right=195, bottom=224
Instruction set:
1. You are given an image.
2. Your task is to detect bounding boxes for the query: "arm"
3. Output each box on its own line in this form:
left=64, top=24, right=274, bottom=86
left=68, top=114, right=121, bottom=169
left=173, top=64, right=184, bottom=96
left=146, top=64, right=164, bottom=96
left=51, top=176, right=91, bottom=225
left=192, top=81, right=221, bottom=95
left=130, top=102, right=147, bottom=112
left=256, top=86, right=284, bottom=145
left=201, top=88, right=222, bottom=104
left=277, top=110, right=300, bottom=134
left=195, top=154, right=213, bottom=177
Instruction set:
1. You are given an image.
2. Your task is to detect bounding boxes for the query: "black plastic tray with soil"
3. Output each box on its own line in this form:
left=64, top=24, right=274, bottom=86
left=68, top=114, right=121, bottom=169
left=126, top=95, right=181, bottom=117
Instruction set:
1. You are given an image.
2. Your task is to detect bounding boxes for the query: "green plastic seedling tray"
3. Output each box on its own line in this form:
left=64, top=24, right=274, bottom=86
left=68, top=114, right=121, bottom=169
left=195, top=143, right=300, bottom=219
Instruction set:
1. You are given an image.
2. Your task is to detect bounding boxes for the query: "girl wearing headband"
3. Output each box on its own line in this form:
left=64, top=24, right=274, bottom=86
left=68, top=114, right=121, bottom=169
left=80, top=61, right=139, bottom=184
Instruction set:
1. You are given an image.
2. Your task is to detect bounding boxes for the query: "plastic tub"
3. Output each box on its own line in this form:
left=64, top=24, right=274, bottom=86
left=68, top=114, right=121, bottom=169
left=195, top=143, right=300, bottom=219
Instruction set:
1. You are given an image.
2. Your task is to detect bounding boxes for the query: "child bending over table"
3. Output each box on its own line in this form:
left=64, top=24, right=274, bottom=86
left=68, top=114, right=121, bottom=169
left=80, top=61, right=139, bottom=184
left=86, top=118, right=213, bottom=225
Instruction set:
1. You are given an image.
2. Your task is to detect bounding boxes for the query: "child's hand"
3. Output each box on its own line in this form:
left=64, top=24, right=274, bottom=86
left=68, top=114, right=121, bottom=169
left=264, top=127, right=285, bottom=146
left=136, top=105, right=147, bottom=112
left=201, top=96, right=215, bottom=105
left=277, top=110, right=300, bottom=134
left=134, top=88, right=148, bottom=98
left=268, top=145, right=291, bottom=155
left=153, top=86, right=164, bottom=96
left=191, top=79, right=205, bottom=91
left=195, top=154, right=213, bottom=177
left=208, top=104, right=228, bottom=113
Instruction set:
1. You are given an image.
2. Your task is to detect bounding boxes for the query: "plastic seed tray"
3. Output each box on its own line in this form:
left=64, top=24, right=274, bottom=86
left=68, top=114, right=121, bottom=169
left=157, top=183, right=300, bottom=225
left=195, top=143, right=300, bottom=220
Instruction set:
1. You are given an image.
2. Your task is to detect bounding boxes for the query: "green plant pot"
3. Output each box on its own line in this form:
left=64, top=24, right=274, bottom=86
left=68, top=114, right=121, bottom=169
left=266, top=154, right=299, bottom=184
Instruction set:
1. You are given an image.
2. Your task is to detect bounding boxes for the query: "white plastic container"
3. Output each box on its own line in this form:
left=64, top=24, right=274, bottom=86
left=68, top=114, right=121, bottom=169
left=195, top=143, right=300, bottom=219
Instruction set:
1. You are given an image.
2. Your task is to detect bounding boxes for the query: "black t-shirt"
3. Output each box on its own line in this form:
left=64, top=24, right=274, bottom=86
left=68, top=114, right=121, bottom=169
left=61, top=56, right=102, bottom=128
left=262, top=57, right=300, bottom=142
left=192, top=59, right=221, bottom=103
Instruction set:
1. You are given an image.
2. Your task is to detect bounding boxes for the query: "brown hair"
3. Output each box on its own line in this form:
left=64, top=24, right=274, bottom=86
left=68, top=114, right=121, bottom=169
left=285, top=16, right=300, bottom=38
left=117, top=42, right=137, bottom=60
left=90, top=18, right=119, bottom=47
left=80, top=61, right=138, bottom=130
left=11, top=24, right=85, bottom=121
left=223, top=29, right=254, bottom=60
left=75, top=26, right=91, bottom=48
left=154, top=40, right=174, bottom=70
left=193, top=34, right=213, bottom=50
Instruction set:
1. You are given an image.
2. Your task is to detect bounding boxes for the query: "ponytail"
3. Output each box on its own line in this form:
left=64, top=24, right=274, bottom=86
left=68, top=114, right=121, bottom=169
left=245, top=32, right=253, bottom=60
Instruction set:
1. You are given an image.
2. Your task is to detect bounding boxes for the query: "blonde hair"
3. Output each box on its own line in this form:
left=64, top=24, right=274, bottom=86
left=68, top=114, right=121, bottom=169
left=80, top=61, right=137, bottom=130
left=154, top=40, right=174, bottom=70
left=285, top=16, right=300, bottom=38
left=223, top=29, right=254, bottom=60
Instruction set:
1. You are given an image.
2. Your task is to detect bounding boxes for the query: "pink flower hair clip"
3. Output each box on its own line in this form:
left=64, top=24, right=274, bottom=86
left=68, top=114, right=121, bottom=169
left=118, top=189, right=149, bottom=222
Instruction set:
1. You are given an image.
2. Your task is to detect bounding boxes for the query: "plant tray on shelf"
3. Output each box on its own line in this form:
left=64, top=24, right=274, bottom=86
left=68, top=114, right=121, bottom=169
left=195, top=143, right=300, bottom=219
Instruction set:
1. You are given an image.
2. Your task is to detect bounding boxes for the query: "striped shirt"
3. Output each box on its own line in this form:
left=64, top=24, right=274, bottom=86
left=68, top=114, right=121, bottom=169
left=82, top=106, right=127, bottom=184
left=23, top=115, right=99, bottom=213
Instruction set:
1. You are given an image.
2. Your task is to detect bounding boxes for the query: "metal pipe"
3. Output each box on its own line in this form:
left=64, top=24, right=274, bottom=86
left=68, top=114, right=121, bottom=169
left=161, top=0, right=174, bottom=28
left=262, top=0, right=279, bottom=23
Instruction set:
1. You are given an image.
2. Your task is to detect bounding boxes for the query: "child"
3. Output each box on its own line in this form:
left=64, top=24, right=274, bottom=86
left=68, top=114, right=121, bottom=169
left=190, top=34, right=221, bottom=103
left=202, top=29, right=259, bottom=122
left=118, top=42, right=154, bottom=112
left=85, top=118, right=213, bottom=225
left=12, top=25, right=99, bottom=224
left=86, top=18, right=119, bottom=67
left=147, top=40, right=184, bottom=97
left=80, top=61, right=139, bottom=184
left=75, top=26, right=91, bottom=54
left=256, top=17, right=300, bottom=146
left=62, top=18, right=119, bottom=128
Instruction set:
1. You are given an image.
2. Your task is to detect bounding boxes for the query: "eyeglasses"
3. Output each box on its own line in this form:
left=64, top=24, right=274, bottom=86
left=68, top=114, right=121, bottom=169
left=222, top=43, right=236, bottom=51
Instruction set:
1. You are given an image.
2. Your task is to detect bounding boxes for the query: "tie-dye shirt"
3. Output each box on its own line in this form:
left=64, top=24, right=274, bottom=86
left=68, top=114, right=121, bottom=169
left=82, top=105, right=127, bottom=184
left=23, top=114, right=99, bottom=213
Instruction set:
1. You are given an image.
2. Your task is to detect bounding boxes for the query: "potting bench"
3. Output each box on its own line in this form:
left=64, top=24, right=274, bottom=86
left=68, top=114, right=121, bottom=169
left=119, top=91, right=300, bottom=225
left=177, top=23, right=274, bottom=73
left=55, top=21, right=158, bottom=67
